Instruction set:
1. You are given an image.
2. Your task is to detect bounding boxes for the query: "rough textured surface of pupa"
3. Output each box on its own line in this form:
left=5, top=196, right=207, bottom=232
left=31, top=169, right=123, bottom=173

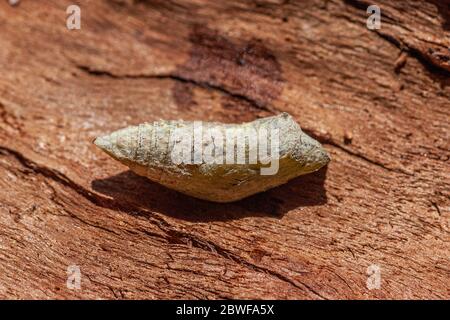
left=94, top=113, right=330, bottom=202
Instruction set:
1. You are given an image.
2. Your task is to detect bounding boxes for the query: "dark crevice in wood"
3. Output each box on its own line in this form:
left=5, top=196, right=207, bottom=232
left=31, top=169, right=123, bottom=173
left=377, top=31, right=450, bottom=77
left=300, top=129, right=413, bottom=176
left=431, top=201, right=442, bottom=216
left=75, top=64, right=273, bottom=112
left=158, top=226, right=328, bottom=299
left=327, top=141, right=413, bottom=176
left=344, top=0, right=450, bottom=74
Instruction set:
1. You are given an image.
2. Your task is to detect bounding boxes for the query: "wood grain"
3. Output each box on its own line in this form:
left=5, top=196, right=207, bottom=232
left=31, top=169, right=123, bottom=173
left=0, top=0, right=448, bottom=299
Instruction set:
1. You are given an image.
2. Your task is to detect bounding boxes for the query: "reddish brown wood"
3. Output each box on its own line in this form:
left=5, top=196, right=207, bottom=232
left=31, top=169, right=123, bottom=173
left=0, top=0, right=448, bottom=299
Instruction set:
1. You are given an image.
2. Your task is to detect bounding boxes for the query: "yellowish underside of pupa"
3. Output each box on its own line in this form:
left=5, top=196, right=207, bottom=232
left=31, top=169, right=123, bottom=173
left=94, top=113, right=330, bottom=202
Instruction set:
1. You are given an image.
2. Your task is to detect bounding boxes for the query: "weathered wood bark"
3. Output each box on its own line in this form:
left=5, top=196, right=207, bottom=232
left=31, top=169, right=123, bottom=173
left=0, top=0, right=448, bottom=299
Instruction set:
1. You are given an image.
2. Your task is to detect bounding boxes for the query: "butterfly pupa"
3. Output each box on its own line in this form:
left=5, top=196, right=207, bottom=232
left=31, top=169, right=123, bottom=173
left=94, top=113, right=330, bottom=202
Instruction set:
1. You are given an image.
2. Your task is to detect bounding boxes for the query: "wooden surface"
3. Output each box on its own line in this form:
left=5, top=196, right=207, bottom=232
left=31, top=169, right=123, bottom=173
left=0, top=0, right=449, bottom=299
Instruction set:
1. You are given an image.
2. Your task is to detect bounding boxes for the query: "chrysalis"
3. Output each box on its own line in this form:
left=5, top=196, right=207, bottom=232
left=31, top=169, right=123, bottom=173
left=94, top=113, right=330, bottom=202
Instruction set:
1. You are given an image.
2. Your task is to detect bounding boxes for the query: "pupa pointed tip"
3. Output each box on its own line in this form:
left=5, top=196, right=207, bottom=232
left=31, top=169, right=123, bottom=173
left=93, top=135, right=112, bottom=151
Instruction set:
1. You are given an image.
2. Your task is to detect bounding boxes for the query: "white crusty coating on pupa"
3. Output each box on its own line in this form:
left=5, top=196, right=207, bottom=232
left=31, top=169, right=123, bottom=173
left=94, top=113, right=330, bottom=202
